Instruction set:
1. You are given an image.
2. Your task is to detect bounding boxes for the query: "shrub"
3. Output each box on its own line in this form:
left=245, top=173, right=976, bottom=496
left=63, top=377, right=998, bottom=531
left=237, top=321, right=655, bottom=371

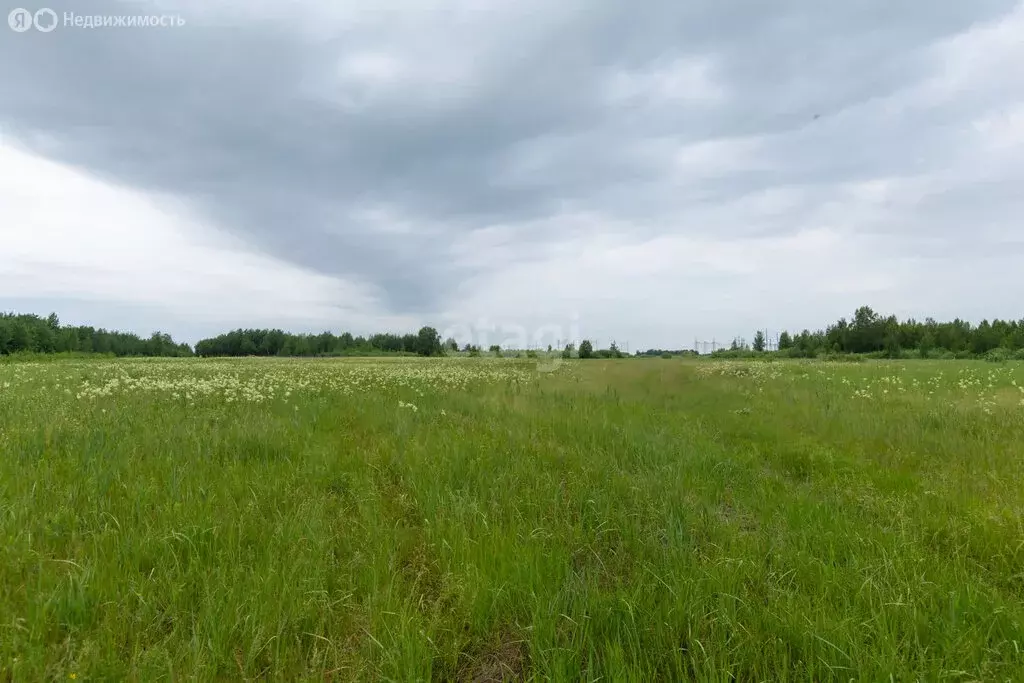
left=712, top=348, right=759, bottom=359
left=660, top=352, right=672, bottom=359
left=985, top=348, right=1012, bottom=363
left=823, top=352, right=866, bottom=363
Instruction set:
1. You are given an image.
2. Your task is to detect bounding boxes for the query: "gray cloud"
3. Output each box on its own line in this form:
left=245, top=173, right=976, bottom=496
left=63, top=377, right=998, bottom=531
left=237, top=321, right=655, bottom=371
left=2, top=0, right=1022, bottom=333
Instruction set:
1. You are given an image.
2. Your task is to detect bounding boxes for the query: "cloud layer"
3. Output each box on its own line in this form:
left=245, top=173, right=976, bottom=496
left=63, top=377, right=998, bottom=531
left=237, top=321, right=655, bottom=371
left=2, top=0, right=1023, bottom=347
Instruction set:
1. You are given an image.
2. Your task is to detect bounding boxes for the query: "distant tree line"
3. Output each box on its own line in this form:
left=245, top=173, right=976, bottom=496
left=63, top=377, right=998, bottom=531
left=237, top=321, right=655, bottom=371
left=193, top=326, right=443, bottom=357
left=568, top=340, right=645, bottom=359
left=0, top=312, right=192, bottom=357
left=0, top=313, right=445, bottom=359
left=7, top=306, right=1023, bottom=362
left=635, top=349, right=700, bottom=358
left=716, top=306, right=1024, bottom=359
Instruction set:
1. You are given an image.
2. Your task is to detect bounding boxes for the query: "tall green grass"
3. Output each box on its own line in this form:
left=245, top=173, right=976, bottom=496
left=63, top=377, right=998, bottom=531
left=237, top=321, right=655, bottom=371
left=1, top=358, right=1022, bottom=681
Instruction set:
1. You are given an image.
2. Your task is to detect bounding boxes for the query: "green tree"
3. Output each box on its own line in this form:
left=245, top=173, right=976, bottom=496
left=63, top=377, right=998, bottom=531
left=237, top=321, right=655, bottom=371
left=35, top=324, right=56, bottom=353
left=240, top=336, right=258, bottom=356
left=778, top=331, right=793, bottom=350
left=850, top=306, right=884, bottom=353
left=415, top=326, right=442, bottom=356
left=11, top=322, right=32, bottom=352
left=883, top=330, right=901, bottom=358
left=918, top=330, right=936, bottom=358
left=579, top=339, right=594, bottom=359
left=753, top=330, right=766, bottom=352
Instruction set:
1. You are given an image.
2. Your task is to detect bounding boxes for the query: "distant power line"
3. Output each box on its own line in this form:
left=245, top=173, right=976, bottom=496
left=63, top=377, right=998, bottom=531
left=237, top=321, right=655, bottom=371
left=692, top=332, right=780, bottom=354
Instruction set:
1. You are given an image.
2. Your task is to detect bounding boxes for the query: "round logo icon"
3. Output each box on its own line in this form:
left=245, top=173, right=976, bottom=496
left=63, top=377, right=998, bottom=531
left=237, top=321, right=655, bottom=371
left=34, top=8, right=58, bottom=32
left=8, top=8, right=33, bottom=31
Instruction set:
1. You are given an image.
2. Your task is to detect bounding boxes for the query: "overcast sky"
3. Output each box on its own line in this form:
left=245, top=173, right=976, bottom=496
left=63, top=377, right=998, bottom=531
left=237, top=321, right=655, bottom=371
left=2, top=0, right=1023, bottom=349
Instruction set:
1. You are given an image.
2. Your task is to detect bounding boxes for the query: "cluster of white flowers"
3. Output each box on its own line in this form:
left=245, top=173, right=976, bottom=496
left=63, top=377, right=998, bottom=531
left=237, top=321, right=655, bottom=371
left=0, top=356, right=564, bottom=412
left=693, top=360, right=1024, bottom=412
left=694, top=362, right=783, bottom=383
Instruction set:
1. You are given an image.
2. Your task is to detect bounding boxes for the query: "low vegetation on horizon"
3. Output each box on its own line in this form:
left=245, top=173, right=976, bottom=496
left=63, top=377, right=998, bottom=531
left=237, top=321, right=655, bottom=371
left=4, top=306, right=1024, bottom=361
left=2, top=355, right=1023, bottom=680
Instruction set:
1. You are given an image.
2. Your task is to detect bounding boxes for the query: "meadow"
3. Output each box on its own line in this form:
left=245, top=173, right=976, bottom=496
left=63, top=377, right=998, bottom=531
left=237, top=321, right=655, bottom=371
left=1, top=356, right=1022, bottom=681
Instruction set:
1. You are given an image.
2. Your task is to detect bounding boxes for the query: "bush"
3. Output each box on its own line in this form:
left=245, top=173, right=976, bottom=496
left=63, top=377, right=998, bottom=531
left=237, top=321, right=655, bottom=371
left=822, top=352, right=866, bottom=363
left=526, top=350, right=537, bottom=359
left=660, top=352, right=672, bottom=359
left=985, top=348, right=1013, bottom=363
left=711, top=348, right=759, bottom=359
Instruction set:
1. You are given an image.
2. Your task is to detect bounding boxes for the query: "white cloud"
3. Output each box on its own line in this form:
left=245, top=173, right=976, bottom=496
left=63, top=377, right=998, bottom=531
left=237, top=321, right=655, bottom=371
left=670, top=135, right=766, bottom=179
left=0, top=143, right=399, bottom=334
left=973, top=103, right=1024, bottom=151
left=923, top=1, right=1024, bottom=105
left=438, top=226, right=896, bottom=349
left=604, top=57, right=726, bottom=106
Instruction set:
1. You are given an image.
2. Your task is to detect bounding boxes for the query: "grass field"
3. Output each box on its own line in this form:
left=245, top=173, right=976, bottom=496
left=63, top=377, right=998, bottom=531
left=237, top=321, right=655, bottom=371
left=2, top=356, right=1023, bottom=681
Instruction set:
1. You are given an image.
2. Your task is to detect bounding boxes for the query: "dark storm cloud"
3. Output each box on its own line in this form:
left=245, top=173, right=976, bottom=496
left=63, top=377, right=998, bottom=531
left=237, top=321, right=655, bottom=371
left=1, top=0, right=1019, bottom=313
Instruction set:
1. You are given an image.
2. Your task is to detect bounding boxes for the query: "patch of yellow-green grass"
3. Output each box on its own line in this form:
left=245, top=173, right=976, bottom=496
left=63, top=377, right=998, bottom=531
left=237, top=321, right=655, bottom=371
left=1, top=357, right=1022, bottom=681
